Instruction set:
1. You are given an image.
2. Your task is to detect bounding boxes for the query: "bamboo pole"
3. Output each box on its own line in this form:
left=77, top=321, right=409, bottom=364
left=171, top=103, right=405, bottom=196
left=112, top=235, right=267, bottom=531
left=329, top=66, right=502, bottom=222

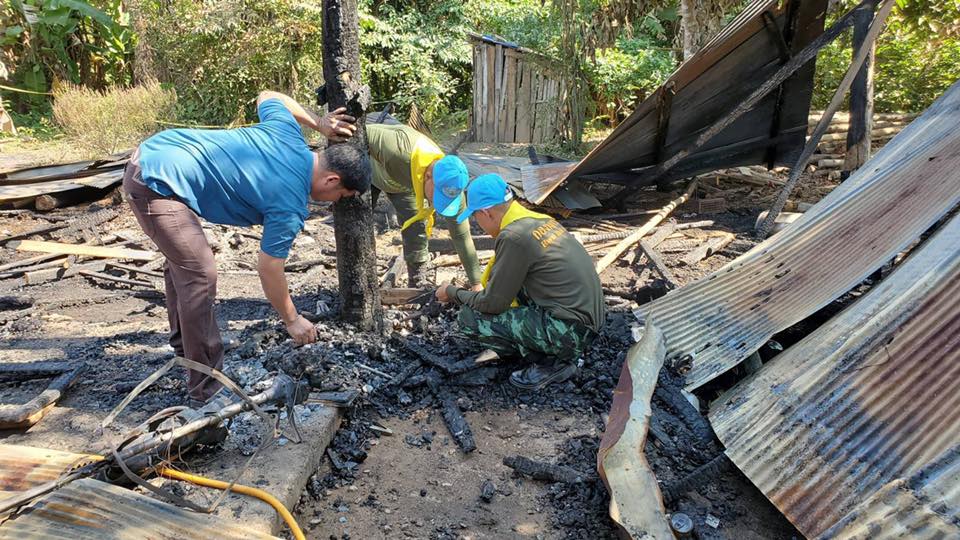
left=595, top=180, right=697, bottom=274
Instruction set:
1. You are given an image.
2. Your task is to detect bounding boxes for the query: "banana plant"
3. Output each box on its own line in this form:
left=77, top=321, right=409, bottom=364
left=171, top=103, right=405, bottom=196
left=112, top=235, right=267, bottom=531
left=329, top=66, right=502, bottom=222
left=6, top=0, right=132, bottom=97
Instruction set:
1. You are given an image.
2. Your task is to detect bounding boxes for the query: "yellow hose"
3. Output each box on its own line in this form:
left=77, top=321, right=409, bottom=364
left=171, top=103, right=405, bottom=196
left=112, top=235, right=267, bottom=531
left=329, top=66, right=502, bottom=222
left=87, top=449, right=301, bottom=536
left=157, top=467, right=306, bottom=540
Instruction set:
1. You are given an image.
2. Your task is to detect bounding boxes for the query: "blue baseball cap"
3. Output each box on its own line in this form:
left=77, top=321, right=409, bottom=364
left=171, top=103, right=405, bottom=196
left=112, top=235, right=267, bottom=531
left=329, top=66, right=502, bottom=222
left=432, top=155, right=469, bottom=217
left=457, top=173, right=513, bottom=223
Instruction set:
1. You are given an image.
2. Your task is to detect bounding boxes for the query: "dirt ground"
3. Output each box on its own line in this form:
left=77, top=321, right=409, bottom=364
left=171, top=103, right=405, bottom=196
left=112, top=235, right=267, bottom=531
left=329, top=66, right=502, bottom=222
left=0, top=144, right=835, bottom=539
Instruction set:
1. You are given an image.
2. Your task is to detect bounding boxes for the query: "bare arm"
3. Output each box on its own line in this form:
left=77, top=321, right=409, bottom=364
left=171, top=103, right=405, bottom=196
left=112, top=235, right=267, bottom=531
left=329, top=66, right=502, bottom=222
left=256, top=90, right=356, bottom=142
left=257, top=251, right=317, bottom=345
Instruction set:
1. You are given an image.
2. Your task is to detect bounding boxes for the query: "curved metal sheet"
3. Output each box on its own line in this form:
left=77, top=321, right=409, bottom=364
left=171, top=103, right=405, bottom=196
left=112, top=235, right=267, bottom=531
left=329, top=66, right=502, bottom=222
left=644, top=79, right=960, bottom=391
left=0, top=445, right=94, bottom=498
left=0, top=477, right=278, bottom=539
left=709, top=210, right=960, bottom=538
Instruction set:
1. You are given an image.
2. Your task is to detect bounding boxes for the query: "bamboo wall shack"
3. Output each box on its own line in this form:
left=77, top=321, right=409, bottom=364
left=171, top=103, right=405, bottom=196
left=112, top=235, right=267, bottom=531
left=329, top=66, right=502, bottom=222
left=469, top=33, right=565, bottom=144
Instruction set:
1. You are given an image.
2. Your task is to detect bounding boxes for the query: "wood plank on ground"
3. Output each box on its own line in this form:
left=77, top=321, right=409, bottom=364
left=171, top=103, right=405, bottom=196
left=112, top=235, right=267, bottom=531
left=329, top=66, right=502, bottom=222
left=680, top=232, right=736, bottom=266
left=9, top=240, right=157, bottom=261
left=0, top=170, right=123, bottom=203
left=380, top=287, right=432, bottom=305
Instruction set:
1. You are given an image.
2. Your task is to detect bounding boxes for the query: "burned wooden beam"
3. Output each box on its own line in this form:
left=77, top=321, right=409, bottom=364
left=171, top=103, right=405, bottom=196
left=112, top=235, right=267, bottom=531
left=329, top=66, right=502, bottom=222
left=438, top=390, right=476, bottom=453
left=0, top=360, right=73, bottom=382
left=653, top=83, right=676, bottom=165
left=79, top=270, right=155, bottom=289
left=762, top=0, right=801, bottom=169
left=680, top=233, right=736, bottom=266
left=322, top=0, right=382, bottom=332
left=503, top=455, right=588, bottom=484
left=0, top=223, right=67, bottom=245
left=843, top=0, right=879, bottom=176
left=400, top=340, right=475, bottom=375
left=34, top=186, right=115, bottom=211
left=639, top=240, right=678, bottom=290
left=0, top=295, right=34, bottom=311
left=0, top=364, right=84, bottom=429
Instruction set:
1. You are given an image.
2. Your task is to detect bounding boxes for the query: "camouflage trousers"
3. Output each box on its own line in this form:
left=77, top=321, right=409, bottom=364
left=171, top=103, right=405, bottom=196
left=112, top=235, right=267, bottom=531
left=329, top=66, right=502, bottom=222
left=457, top=303, right=597, bottom=364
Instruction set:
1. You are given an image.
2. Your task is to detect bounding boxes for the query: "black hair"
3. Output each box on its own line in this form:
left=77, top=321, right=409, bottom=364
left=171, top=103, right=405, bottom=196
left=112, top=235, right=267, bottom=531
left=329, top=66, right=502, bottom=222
left=322, top=143, right=372, bottom=194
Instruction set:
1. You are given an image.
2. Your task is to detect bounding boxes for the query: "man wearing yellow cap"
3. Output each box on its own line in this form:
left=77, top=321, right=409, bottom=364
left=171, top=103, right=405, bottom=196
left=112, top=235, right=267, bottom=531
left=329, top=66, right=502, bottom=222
left=435, top=174, right=605, bottom=390
left=367, top=123, right=482, bottom=288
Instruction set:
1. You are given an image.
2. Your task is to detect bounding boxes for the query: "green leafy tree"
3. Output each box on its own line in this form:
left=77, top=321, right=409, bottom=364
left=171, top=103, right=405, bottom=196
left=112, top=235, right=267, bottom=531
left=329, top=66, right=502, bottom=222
left=1, top=0, right=133, bottom=101
left=814, top=0, right=960, bottom=112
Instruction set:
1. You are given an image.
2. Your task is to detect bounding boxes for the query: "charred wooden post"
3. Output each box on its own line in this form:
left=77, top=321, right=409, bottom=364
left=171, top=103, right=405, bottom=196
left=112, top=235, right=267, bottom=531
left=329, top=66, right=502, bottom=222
left=608, top=0, right=875, bottom=205
left=843, top=0, right=878, bottom=178
left=322, top=0, right=383, bottom=331
left=757, top=0, right=894, bottom=238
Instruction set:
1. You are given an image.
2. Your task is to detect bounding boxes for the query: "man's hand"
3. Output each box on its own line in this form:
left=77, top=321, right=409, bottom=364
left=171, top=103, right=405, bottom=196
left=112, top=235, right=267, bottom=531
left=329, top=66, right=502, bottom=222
left=258, top=250, right=316, bottom=345
left=469, top=283, right=483, bottom=292
left=317, top=107, right=357, bottom=142
left=285, top=314, right=318, bottom=345
left=435, top=281, right=453, bottom=303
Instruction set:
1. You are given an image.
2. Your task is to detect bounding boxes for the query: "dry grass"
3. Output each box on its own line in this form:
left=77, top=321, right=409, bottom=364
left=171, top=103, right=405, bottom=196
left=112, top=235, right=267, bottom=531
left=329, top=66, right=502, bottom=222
left=53, top=81, right=177, bottom=157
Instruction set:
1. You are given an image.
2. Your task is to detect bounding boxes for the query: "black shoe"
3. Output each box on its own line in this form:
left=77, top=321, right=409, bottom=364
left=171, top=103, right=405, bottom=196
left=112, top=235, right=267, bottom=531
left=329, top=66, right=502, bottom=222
left=509, top=360, right=577, bottom=391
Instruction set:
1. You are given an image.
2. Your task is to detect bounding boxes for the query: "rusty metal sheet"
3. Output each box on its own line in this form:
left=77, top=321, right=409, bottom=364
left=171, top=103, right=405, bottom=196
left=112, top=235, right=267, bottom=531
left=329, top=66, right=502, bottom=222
left=818, top=446, right=960, bottom=539
left=524, top=0, right=827, bottom=200
left=709, top=210, right=960, bottom=538
left=0, top=477, right=279, bottom=539
left=0, top=445, right=95, bottom=498
left=643, top=79, right=960, bottom=391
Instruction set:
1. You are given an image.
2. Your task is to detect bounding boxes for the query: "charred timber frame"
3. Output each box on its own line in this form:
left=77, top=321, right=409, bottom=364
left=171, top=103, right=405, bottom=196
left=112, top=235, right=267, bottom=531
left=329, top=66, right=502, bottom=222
left=762, top=0, right=800, bottom=169
left=607, top=0, right=874, bottom=204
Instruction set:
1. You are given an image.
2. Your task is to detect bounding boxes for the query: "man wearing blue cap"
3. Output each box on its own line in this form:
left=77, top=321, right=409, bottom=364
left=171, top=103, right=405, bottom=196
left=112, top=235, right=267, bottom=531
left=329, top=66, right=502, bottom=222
left=367, top=123, right=482, bottom=288
left=435, top=174, right=605, bottom=390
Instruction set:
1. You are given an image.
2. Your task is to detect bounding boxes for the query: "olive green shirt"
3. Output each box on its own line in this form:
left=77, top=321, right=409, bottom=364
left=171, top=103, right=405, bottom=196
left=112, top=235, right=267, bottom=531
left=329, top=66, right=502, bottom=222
left=446, top=217, right=605, bottom=332
left=367, top=123, right=420, bottom=194
left=366, top=123, right=482, bottom=284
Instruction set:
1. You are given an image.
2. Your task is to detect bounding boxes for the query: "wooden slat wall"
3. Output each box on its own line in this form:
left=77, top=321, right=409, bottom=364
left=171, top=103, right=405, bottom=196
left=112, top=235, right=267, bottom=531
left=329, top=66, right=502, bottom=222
left=471, top=39, right=563, bottom=144
left=484, top=44, right=496, bottom=142
left=515, top=62, right=532, bottom=143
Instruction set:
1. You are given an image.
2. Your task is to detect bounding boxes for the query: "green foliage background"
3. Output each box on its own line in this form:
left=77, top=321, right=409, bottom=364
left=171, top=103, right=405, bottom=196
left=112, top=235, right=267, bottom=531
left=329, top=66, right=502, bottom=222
left=1, top=0, right=958, bottom=132
left=813, top=0, right=960, bottom=112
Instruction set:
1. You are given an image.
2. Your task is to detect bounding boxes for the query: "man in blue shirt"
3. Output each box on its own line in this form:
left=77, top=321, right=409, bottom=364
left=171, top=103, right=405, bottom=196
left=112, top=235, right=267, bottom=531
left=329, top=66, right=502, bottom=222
left=123, top=90, right=371, bottom=404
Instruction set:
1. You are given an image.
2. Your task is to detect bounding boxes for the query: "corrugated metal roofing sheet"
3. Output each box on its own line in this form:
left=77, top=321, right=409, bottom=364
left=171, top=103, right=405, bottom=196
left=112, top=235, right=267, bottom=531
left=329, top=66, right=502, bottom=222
left=644, top=79, right=960, bottom=391
left=709, top=209, right=960, bottom=538
left=0, top=445, right=278, bottom=539
left=818, top=446, right=960, bottom=539
left=0, top=445, right=94, bottom=497
left=0, top=477, right=279, bottom=539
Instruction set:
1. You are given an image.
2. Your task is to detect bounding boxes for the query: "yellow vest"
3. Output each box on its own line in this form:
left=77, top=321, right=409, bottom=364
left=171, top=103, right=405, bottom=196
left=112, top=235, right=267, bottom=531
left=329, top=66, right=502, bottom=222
left=480, top=202, right=552, bottom=307
left=400, top=136, right=445, bottom=237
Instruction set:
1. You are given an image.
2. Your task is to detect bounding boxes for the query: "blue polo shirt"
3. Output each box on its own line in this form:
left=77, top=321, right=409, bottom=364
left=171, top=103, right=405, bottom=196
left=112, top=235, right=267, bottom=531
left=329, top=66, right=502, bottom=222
left=138, top=99, right=314, bottom=258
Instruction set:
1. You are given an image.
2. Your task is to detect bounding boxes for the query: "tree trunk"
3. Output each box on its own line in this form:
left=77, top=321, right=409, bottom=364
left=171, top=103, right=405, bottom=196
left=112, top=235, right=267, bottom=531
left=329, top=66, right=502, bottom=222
left=842, top=0, right=877, bottom=178
left=679, top=0, right=732, bottom=60
left=322, top=0, right=383, bottom=332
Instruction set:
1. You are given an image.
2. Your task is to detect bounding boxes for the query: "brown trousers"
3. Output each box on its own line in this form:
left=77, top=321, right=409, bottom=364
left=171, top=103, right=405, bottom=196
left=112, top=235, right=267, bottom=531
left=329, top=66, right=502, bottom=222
left=123, top=161, right=223, bottom=401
